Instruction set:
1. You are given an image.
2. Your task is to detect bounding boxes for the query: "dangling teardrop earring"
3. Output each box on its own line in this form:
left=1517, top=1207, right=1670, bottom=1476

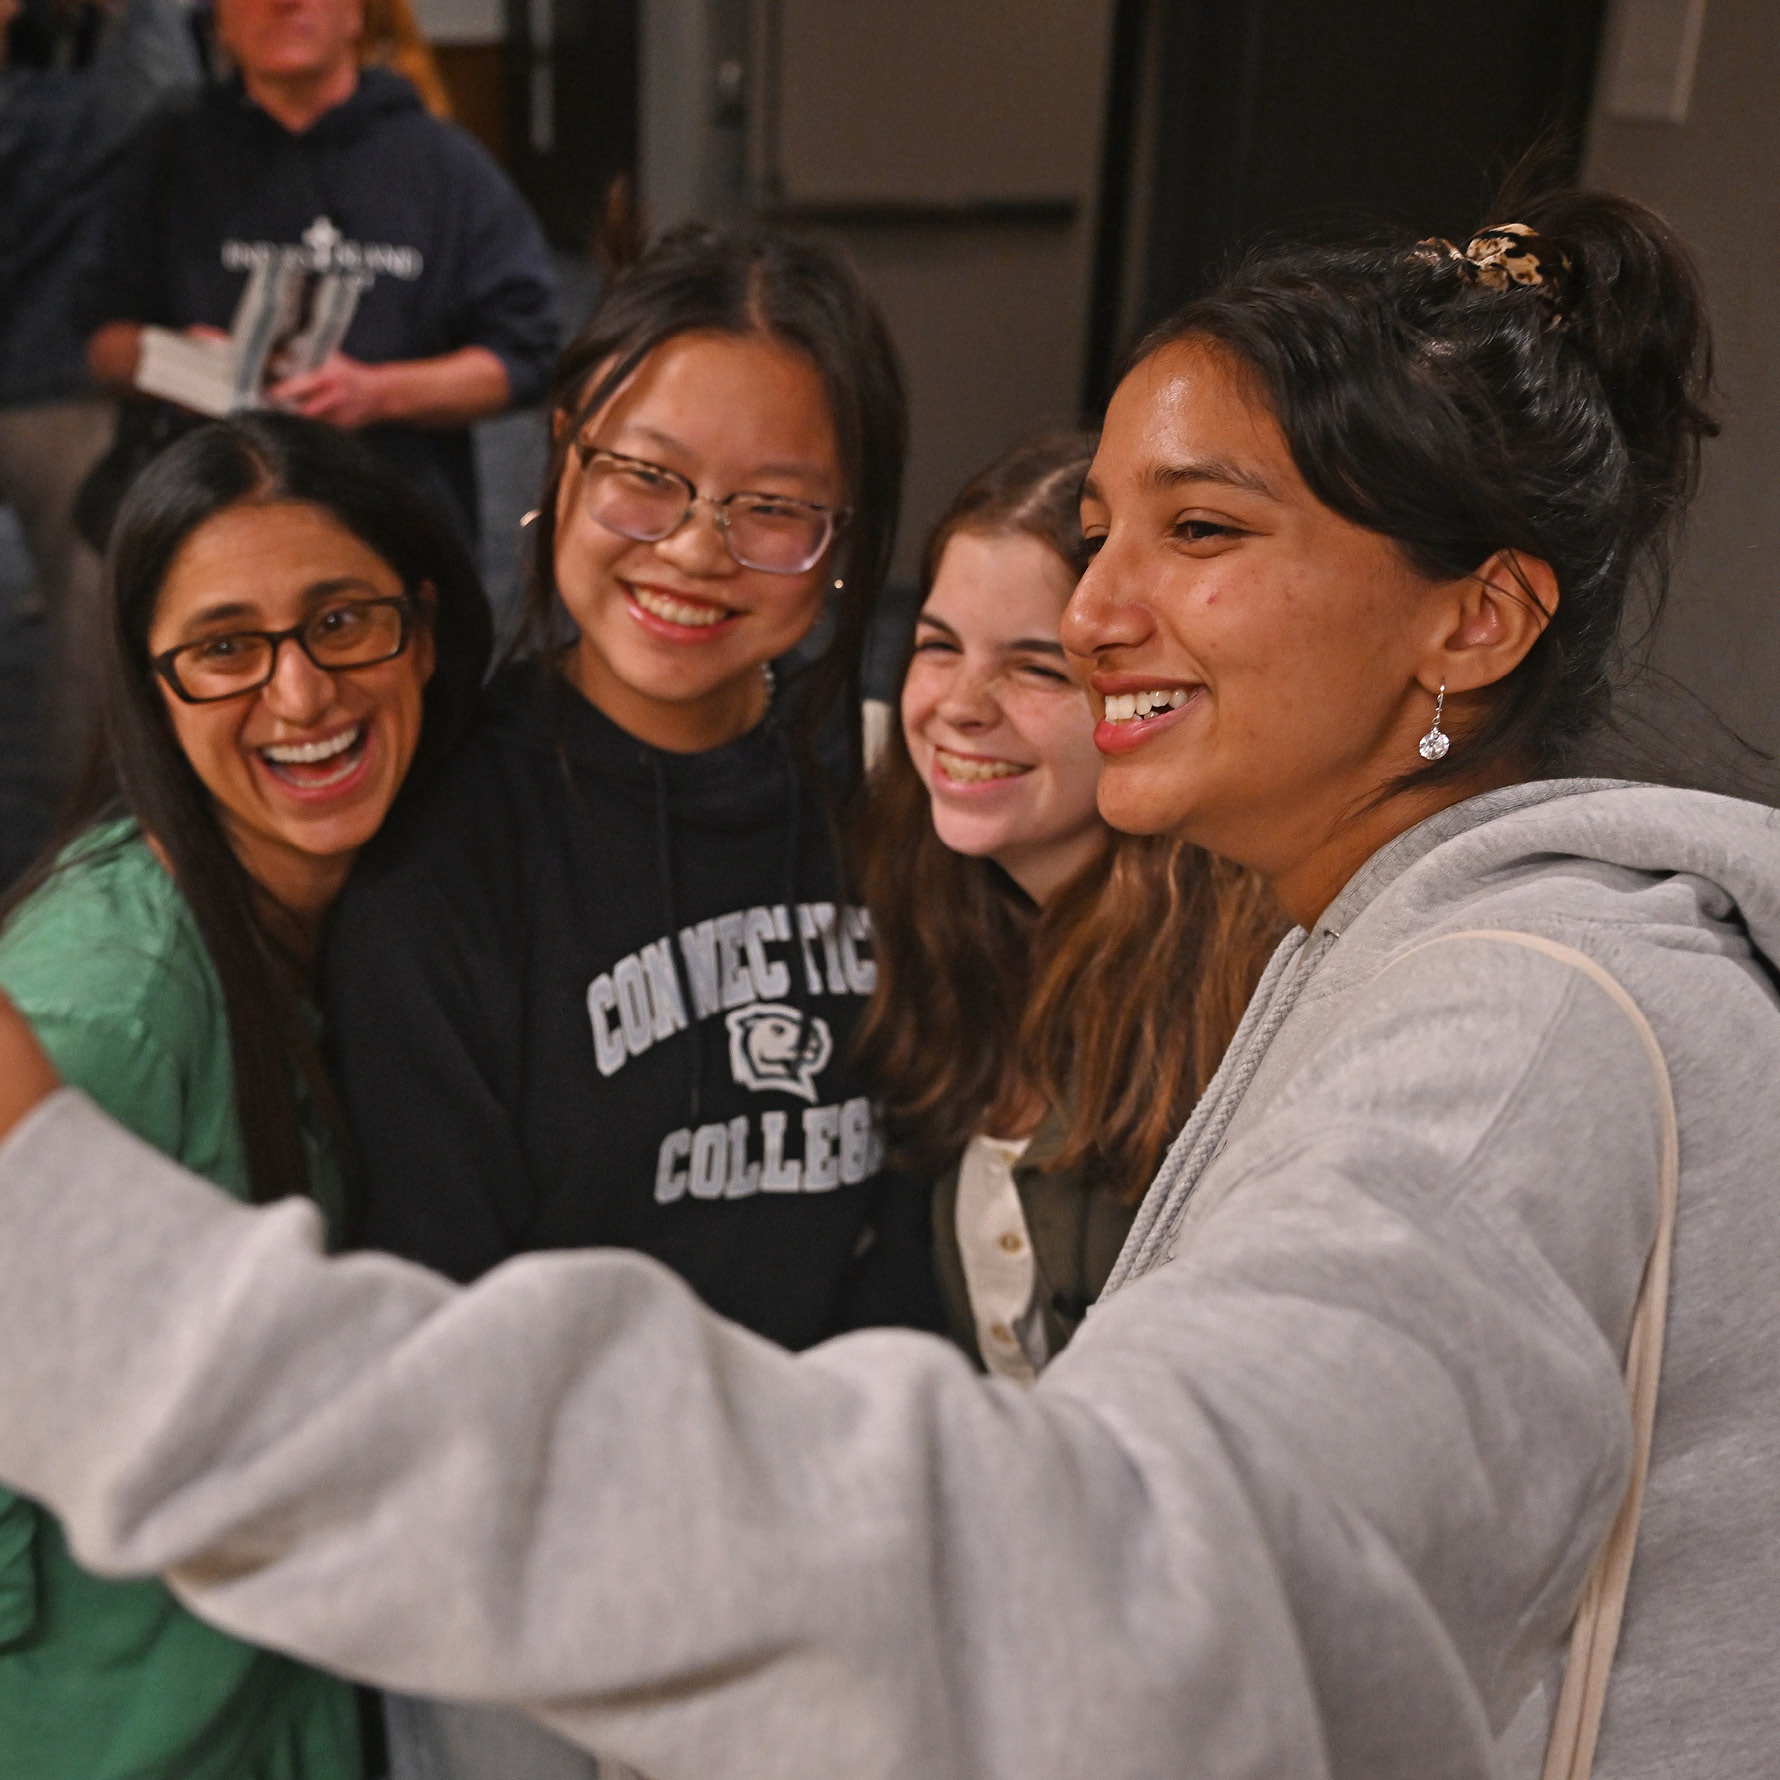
left=1418, top=681, right=1451, bottom=761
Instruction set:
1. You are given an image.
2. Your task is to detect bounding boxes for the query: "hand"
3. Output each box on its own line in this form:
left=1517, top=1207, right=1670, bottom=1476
left=87, top=321, right=146, bottom=393
left=268, top=353, right=389, bottom=430
left=0, top=991, right=60, bottom=1147
left=184, top=325, right=233, bottom=345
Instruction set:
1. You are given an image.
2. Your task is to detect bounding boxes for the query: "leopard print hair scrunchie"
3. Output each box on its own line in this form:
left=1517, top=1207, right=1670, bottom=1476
left=1414, top=222, right=1572, bottom=322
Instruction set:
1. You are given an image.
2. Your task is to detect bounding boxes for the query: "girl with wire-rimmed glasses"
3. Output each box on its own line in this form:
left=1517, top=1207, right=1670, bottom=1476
left=321, top=224, right=937, bottom=1780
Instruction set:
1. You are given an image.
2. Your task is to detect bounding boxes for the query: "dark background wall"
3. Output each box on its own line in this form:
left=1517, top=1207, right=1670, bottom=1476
left=1089, top=0, right=1607, bottom=400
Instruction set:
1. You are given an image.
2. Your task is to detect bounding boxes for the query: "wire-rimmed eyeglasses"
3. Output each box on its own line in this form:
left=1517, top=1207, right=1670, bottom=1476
left=575, top=444, right=848, bottom=575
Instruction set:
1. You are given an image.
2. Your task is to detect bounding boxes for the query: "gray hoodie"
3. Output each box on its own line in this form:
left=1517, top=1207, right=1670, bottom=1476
left=0, top=779, right=1776, bottom=1780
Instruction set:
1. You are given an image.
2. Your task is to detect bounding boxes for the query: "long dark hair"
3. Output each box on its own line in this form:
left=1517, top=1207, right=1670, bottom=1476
left=856, top=435, right=1284, bottom=1197
left=1131, top=168, right=1717, bottom=789
left=516, top=221, right=907, bottom=778
left=6, top=414, right=490, bottom=1205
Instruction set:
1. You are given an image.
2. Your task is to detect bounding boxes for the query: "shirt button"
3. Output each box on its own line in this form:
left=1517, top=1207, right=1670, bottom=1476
left=989, top=1321, right=1014, bottom=1345
left=998, top=1231, right=1024, bottom=1254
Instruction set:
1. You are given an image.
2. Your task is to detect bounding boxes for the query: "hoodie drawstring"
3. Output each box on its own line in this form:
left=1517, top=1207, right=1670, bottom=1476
left=642, top=717, right=818, bottom=1129
left=649, top=752, right=703, bottom=1125
left=1102, top=926, right=1330, bottom=1297
left=771, top=722, right=817, bottom=1074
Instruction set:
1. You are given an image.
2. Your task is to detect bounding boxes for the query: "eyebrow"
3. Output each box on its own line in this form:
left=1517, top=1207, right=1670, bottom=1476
left=914, top=609, right=1068, bottom=657
left=181, top=600, right=255, bottom=627
left=178, top=578, right=386, bottom=630
left=1144, top=456, right=1279, bottom=500
left=617, top=423, right=828, bottom=484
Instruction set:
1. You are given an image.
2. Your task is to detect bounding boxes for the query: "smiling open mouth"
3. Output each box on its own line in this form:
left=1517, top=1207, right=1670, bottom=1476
left=1102, top=688, right=1193, bottom=724
left=630, top=586, right=736, bottom=629
left=935, top=748, right=1031, bottom=784
left=258, top=723, right=367, bottom=789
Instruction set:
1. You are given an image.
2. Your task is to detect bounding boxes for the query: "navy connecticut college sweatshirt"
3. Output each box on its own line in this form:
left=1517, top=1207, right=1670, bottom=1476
left=325, top=669, right=940, bottom=1351
left=82, top=69, right=560, bottom=537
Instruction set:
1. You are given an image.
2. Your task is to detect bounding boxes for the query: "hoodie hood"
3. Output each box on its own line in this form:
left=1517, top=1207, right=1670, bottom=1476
left=1109, top=777, right=1780, bottom=1296
left=222, top=65, right=424, bottom=147
left=1320, top=778, right=1780, bottom=958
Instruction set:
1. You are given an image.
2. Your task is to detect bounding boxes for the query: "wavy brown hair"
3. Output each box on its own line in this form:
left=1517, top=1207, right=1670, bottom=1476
left=856, top=435, right=1283, bottom=1200
left=358, top=0, right=453, bottom=119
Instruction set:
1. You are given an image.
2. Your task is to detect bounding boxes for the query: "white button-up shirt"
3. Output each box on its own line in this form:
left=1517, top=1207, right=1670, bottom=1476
left=955, top=1132, right=1045, bottom=1385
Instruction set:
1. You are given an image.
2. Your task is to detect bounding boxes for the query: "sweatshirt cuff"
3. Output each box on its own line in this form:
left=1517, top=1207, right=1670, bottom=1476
left=481, top=341, right=551, bottom=410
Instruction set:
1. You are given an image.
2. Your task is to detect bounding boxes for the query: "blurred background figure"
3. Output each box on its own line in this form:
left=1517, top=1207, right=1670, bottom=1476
left=0, top=0, right=197, bottom=768
left=79, top=0, right=561, bottom=551
left=4, top=0, right=558, bottom=870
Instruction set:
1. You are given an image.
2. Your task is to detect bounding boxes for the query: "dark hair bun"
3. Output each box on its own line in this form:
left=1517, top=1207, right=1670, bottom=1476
left=1498, top=183, right=1716, bottom=549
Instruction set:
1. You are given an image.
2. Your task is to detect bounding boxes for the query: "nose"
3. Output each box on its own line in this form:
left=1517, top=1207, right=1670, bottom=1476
left=1061, top=544, right=1153, bottom=661
left=259, top=635, right=341, bottom=727
left=934, top=656, right=1003, bottom=732
left=650, top=500, right=739, bottom=580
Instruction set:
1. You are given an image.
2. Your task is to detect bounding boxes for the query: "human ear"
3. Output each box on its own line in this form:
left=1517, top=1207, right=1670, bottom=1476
left=552, top=436, right=582, bottom=536
left=1420, top=550, right=1558, bottom=697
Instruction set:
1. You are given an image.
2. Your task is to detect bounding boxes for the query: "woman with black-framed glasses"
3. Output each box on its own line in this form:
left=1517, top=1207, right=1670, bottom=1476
left=0, top=412, right=489, bottom=1780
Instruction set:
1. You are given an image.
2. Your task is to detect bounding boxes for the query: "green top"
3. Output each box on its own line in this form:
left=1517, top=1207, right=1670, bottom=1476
left=0, top=822, right=361, bottom=1780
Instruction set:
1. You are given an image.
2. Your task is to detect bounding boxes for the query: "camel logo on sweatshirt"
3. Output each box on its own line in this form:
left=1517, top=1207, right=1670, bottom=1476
left=586, top=901, right=874, bottom=1081
left=725, top=1004, right=833, bottom=1102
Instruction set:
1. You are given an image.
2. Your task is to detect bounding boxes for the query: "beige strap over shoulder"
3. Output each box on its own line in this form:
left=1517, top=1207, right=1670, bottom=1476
left=1381, top=931, right=1679, bottom=1780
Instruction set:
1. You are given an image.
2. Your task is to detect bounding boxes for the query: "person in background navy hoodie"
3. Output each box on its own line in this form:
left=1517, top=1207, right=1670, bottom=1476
left=80, top=0, right=559, bottom=544
left=324, top=224, right=935, bottom=1779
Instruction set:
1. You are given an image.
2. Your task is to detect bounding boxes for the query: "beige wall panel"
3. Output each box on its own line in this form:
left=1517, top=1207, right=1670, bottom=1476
left=1586, top=0, right=1780, bottom=757
left=774, top=0, right=1109, bottom=203
left=769, top=0, right=1115, bottom=580
left=829, top=224, right=1099, bottom=580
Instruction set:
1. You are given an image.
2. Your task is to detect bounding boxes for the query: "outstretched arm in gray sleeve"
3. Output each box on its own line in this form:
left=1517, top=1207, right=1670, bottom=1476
left=0, top=943, right=1660, bottom=1780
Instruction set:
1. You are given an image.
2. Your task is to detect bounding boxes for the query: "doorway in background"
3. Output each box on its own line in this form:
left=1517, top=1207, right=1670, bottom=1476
left=506, top=0, right=640, bottom=250
left=1086, top=0, right=1609, bottom=406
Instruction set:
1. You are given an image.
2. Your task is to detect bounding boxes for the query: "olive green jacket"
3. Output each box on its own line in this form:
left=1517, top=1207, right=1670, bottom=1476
left=930, top=1106, right=1138, bottom=1368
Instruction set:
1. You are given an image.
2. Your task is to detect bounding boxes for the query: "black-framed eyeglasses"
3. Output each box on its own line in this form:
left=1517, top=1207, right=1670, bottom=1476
left=151, top=594, right=418, bottom=705
left=574, top=444, right=848, bottom=575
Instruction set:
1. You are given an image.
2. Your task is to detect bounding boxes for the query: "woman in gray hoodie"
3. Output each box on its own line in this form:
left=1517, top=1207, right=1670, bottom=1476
left=0, top=179, right=1770, bottom=1780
